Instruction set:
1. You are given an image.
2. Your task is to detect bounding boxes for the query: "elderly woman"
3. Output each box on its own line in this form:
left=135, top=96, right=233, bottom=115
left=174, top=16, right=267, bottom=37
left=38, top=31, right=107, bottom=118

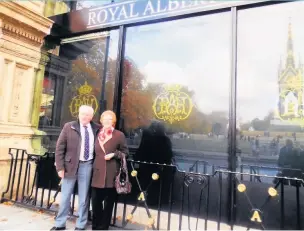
left=91, top=110, right=128, bottom=230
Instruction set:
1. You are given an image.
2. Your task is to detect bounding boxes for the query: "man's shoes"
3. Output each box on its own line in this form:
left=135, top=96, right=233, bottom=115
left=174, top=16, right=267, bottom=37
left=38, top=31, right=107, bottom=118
left=50, top=227, right=66, bottom=230
left=75, top=228, right=85, bottom=230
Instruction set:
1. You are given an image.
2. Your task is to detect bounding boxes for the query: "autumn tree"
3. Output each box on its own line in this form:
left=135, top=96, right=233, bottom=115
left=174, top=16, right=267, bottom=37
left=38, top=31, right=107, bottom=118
left=120, top=57, right=154, bottom=131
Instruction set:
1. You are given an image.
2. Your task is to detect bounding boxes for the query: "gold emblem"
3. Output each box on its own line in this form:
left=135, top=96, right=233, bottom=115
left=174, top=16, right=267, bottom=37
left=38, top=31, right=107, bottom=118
left=268, top=187, right=277, bottom=197
left=237, top=184, right=246, bottom=193
left=152, top=173, right=159, bottom=181
left=251, top=210, right=262, bottom=223
left=152, top=84, right=193, bottom=124
left=69, top=81, right=98, bottom=117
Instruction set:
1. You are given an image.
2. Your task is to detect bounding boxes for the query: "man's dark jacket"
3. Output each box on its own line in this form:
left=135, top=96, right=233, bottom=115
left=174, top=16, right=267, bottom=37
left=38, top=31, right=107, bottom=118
left=55, top=121, right=99, bottom=177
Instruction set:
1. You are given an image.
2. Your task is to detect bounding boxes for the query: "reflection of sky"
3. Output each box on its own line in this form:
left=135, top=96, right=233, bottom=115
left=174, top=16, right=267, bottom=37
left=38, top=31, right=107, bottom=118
left=125, top=13, right=231, bottom=115
left=110, top=1, right=304, bottom=123
left=237, top=2, right=304, bottom=123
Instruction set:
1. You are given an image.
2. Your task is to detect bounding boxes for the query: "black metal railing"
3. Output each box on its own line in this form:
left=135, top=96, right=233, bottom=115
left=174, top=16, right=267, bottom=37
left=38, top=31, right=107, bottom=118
left=1, top=148, right=303, bottom=230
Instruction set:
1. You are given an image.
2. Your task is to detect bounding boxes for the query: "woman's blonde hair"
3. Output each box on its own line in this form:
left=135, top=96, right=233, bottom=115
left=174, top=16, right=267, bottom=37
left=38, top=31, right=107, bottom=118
left=100, top=110, right=117, bottom=126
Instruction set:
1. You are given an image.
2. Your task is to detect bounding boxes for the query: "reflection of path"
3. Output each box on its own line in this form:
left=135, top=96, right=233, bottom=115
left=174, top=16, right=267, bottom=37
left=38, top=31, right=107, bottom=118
left=175, top=160, right=277, bottom=184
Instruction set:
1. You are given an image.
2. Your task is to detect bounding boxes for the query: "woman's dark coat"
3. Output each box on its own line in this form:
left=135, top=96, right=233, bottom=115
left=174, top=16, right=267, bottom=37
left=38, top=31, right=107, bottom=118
left=92, top=129, right=128, bottom=188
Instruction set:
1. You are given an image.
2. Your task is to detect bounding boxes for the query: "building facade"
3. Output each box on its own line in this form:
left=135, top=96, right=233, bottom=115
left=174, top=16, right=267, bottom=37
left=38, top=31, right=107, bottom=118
left=1, top=0, right=304, bottom=229
left=0, top=1, right=54, bottom=194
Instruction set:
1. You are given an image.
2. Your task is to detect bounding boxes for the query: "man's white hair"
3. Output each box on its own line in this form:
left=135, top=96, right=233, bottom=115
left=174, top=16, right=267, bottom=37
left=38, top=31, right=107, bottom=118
left=79, top=105, right=94, bottom=115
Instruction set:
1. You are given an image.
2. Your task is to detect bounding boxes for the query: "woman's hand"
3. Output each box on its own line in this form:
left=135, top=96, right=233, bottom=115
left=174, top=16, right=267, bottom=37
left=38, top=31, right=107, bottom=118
left=105, top=153, right=115, bottom=160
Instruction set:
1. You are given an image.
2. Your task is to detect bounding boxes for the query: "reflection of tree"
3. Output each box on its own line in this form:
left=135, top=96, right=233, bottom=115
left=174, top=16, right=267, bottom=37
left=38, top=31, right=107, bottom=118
left=240, top=112, right=274, bottom=131
left=121, top=66, right=228, bottom=134
left=173, top=108, right=212, bottom=134
left=121, top=57, right=154, bottom=131
left=212, top=123, right=222, bottom=136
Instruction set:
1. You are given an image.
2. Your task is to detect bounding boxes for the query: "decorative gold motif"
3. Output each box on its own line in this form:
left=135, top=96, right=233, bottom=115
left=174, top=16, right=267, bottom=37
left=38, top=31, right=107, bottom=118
left=152, top=84, right=193, bottom=124
left=237, top=184, right=246, bottom=193
left=138, top=192, right=145, bottom=201
left=251, top=210, right=262, bottom=223
left=69, top=81, right=98, bottom=117
left=268, top=187, right=277, bottom=197
left=78, top=82, right=93, bottom=95
left=152, top=173, right=159, bottom=181
left=131, top=170, right=138, bottom=177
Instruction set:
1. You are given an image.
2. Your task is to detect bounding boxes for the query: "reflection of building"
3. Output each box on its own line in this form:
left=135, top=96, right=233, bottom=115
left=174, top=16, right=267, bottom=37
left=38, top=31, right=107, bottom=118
left=276, top=22, right=304, bottom=121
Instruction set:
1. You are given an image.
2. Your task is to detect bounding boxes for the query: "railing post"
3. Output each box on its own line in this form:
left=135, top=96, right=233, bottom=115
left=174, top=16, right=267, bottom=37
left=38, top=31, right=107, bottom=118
left=217, top=172, right=223, bottom=230
left=21, top=155, right=30, bottom=203
left=10, top=149, right=19, bottom=200
left=1, top=148, right=14, bottom=202
left=280, top=179, right=285, bottom=229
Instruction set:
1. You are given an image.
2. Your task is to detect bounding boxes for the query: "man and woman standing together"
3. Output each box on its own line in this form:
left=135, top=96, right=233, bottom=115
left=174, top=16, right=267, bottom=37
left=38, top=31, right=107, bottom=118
left=51, top=105, right=128, bottom=230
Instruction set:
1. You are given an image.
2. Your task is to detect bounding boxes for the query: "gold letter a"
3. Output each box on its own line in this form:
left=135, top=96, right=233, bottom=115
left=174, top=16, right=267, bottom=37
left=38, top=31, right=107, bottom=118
left=251, top=210, right=262, bottom=223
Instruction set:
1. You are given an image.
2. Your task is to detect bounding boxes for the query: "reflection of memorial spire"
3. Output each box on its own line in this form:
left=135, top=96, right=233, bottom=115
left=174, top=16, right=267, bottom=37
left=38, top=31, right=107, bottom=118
left=286, top=19, right=295, bottom=68
left=299, top=54, right=303, bottom=72
left=278, top=56, right=283, bottom=76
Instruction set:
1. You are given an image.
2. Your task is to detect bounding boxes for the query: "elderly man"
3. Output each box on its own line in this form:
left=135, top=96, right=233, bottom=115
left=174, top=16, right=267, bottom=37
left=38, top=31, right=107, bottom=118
left=51, top=105, right=99, bottom=230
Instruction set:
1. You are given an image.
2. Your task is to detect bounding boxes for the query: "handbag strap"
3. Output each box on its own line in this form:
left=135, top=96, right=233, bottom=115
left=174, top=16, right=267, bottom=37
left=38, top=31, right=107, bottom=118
left=119, top=153, right=129, bottom=182
left=121, top=154, right=127, bottom=169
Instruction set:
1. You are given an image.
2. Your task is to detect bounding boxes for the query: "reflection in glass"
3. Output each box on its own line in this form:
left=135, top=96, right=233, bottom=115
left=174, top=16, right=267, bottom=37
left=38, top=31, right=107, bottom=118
left=237, top=2, right=304, bottom=180
left=236, top=5, right=304, bottom=228
left=60, top=30, right=119, bottom=125
left=39, top=75, right=55, bottom=127
left=122, top=13, right=231, bottom=171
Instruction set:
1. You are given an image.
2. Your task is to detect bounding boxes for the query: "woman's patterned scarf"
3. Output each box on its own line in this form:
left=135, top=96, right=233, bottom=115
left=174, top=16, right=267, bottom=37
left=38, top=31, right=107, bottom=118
left=98, top=127, right=113, bottom=141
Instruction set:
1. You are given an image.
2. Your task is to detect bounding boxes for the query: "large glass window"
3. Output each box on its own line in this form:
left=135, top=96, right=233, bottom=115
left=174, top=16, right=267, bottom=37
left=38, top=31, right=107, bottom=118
left=237, top=1, right=304, bottom=178
left=60, top=30, right=119, bottom=125
left=39, top=74, right=56, bottom=127
left=38, top=30, right=119, bottom=152
left=236, top=2, right=304, bottom=229
left=121, top=12, right=231, bottom=171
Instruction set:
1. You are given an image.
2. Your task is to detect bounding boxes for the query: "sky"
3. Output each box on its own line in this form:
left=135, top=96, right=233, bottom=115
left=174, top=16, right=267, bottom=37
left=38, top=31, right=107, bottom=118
left=105, top=1, right=304, bottom=124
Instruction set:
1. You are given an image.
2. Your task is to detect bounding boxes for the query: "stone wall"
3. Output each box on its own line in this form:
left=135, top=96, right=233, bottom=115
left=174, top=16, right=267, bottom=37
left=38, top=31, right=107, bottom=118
left=0, top=1, right=53, bottom=199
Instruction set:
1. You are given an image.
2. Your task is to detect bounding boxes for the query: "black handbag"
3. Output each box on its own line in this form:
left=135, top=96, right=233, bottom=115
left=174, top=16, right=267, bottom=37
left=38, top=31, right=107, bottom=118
left=115, top=152, right=132, bottom=194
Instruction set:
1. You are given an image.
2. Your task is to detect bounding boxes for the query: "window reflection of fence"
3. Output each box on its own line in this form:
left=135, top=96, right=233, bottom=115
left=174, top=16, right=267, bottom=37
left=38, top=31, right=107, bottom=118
left=1, top=148, right=303, bottom=230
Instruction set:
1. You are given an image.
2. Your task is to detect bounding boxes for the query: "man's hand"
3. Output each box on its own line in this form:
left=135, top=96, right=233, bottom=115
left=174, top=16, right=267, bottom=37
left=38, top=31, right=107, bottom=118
left=58, top=170, right=64, bottom=179
left=105, top=153, right=115, bottom=160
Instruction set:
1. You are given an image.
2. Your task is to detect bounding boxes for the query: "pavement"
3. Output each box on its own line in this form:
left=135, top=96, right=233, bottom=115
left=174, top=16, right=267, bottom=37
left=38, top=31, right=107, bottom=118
left=0, top=202, right=260, bottom=230
left=0, top=202, right=137, bottom=230
left=0, top=202, right=75, bottom=230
